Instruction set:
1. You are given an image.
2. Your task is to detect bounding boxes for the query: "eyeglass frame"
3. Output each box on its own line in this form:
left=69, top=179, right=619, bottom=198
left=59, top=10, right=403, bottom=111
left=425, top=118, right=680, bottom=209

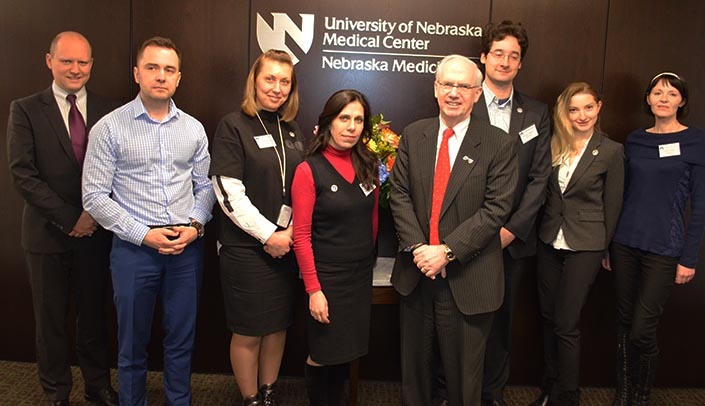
left=435, top=81, right=482, bottom=94
left=487, top=49, right=521, bottom=63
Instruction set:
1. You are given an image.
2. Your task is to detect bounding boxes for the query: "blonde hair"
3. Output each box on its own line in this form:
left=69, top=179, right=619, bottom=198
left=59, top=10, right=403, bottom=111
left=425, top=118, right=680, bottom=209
left=241, top=49, right=299, bottom=122
left=551, top=82, right=602, bottom=166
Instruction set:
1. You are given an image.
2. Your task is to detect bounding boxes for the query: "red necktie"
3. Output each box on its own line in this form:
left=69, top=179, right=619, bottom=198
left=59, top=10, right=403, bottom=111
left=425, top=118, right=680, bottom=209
left=67, top=94, right=87, bottom=166
left=429, top=128, right=454, bottom=245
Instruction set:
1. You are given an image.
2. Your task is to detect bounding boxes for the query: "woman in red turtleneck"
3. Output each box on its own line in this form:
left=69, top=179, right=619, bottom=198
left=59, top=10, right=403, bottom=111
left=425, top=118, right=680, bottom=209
left=292, top=89, right=379, bottom=406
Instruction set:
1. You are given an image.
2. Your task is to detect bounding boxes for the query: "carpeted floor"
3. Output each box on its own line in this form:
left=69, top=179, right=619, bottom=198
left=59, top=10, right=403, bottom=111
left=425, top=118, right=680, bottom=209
left=2, top=360, right=704, bottom=405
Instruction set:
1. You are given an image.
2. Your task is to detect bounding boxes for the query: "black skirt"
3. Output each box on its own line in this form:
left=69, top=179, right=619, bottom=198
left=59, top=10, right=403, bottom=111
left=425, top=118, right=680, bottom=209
left=308, top=256, right=374, bottom=365
left=220, top=245, right=296, bottom=336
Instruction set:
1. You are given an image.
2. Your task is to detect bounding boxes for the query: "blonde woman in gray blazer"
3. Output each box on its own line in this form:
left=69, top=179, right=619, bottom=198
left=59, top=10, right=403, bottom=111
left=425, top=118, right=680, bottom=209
left=533, top=82, right=624, bottom=406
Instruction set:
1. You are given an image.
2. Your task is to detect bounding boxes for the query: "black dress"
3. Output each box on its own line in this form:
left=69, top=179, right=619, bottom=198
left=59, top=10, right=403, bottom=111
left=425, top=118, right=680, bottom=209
left=210, top=110, right=304, bottom=336
left=305, top=153, right=376, bottom=365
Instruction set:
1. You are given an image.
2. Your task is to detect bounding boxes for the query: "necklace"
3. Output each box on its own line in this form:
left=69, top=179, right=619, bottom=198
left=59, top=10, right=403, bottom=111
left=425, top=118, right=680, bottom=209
left=255, top=111, right=287, bottom=197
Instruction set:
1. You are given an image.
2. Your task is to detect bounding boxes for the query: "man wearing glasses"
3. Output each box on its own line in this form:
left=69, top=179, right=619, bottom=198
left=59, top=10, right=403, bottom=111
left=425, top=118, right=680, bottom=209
left=390, top=54, right=517, bottom=405
left=475, top=20, right=552, bottom=406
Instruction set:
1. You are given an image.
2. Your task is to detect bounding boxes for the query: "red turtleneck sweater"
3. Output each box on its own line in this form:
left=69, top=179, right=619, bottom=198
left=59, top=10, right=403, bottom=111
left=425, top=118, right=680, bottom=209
left=292, top=145, right=379, bottom=293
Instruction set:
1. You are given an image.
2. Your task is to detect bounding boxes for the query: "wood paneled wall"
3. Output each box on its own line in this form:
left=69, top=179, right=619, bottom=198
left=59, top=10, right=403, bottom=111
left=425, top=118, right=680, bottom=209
left=1, top=0, right=704, bottom=387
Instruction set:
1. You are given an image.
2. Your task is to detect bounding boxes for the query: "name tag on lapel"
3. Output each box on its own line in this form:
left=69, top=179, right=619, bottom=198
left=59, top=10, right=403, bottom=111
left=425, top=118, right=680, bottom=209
left=519, top=124, right=539, bottom=144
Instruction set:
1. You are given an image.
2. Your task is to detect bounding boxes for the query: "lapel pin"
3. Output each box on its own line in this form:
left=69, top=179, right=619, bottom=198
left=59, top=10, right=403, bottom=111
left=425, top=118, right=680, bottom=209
left=462, top=156, right=474, bottom=164
left=330, top=184, right=338, bottom=192
left=517, top=107, right=524, bottom=114
left=592, top=149, right=599, bottom=156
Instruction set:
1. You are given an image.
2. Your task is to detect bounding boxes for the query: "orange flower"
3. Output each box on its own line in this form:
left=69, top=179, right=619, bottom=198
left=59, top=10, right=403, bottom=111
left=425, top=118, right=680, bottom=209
left=381, top=128, right=399, bottom=148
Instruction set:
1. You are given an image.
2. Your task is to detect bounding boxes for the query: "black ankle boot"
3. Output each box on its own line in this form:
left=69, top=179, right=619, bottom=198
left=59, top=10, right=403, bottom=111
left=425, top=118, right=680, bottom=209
left=612, top=332, right=632, bottom=406
left=259, top=383, right=275, bottom=406
left=305, top=363, right=329, bottom=406
left=632, top=353, right=658, bottom=406
left=242, top=392, right=262, bottom=406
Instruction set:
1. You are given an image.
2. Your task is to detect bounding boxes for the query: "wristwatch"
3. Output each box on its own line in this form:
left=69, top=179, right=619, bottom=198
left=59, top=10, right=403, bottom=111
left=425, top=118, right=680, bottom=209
left=442, top=244, right=456, bottom=262
left=189, top=219, right=205, bottom=238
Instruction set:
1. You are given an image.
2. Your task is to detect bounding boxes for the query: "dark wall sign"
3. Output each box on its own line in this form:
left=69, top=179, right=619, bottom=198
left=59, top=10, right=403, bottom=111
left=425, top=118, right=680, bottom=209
left=2, top=0, right=705, bottom=387
left=251, top=2, right=490, bottom=135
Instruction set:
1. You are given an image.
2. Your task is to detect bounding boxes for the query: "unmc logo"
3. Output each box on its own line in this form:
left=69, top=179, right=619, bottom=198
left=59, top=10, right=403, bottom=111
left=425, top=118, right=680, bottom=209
left=256, top=12, right=314, bottom=65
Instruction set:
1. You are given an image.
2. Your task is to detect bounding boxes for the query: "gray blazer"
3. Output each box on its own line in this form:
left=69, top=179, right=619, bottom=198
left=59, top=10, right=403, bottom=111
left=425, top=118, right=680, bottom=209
left=390, top=117, right=518, bottom=315
left=538, top=131, right=624, bottom=251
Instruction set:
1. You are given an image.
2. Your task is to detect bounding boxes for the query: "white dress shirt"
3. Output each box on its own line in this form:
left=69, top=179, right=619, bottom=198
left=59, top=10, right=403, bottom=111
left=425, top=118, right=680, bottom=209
left=52, top=82, right=87, bottom=136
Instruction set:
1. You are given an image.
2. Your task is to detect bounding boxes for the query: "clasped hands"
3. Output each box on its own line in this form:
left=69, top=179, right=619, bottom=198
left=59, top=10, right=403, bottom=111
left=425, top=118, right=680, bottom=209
left=263, top=226, right=293, bottom=259
left=143, top=226, right=198, bottom=255
left=69, top=210, right=98, bottom=238
left=413, top=244, right=449, bottom=279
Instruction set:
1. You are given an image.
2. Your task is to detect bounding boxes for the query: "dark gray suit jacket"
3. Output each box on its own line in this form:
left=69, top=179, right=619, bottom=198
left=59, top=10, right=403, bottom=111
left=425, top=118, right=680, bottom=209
left=539, top=132, right=624, bottom=251
left=7, top=87, right=119, bottom=253
left=472, top=91, right=551, bottom=258
left=390, top=117, right=518, bottom=315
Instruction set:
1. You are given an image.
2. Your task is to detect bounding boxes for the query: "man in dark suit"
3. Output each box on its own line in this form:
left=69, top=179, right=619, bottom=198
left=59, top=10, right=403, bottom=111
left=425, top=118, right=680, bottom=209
left=390, top=54, right=517, bottom=405
left=473, top=21, right=552, bottom=406
left=7, top=31, right=119, bottom=406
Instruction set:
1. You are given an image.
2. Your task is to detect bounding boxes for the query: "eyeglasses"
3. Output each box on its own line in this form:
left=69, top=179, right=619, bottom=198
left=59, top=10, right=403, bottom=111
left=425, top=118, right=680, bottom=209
left=436, top=81, right=480, bottom=94
left=488, top=49, right=521, bottom=63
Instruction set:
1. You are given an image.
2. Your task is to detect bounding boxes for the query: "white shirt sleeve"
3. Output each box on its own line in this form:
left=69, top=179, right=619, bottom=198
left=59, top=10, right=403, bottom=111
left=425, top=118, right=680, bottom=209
left=212, top=175, right=278, bottom=244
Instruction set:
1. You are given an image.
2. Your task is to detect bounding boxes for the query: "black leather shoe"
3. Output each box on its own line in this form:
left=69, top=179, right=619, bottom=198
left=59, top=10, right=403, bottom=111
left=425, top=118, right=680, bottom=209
left=529, top=392, right=551, bottom=406
left=85, top=386, right=119, bottom=406
left=243, top=392, right=262, bottom=406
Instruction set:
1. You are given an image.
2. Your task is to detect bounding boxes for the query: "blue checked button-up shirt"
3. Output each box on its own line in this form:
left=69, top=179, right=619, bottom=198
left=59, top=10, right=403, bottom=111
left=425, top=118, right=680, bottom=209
left=83, top=95, right=215, bottom=246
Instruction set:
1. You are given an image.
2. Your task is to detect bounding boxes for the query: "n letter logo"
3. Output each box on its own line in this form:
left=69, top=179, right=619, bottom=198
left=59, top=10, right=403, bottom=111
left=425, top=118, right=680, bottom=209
left=257, top=13, right=314, bottom=64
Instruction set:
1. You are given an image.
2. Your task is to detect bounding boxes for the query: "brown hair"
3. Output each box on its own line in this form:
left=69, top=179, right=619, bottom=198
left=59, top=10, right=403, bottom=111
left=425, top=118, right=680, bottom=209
left=136, top=36, right=181, bottom=68
left=307, top=89, right=379, bottom=190
left=481, top=20, right=529, bottom=60
left=643, top=72, right=689, bottom=119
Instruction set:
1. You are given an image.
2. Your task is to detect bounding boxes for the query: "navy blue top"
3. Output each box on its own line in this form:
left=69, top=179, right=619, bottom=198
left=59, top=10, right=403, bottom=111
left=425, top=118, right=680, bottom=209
left=613, top=127, right=705, bottom=267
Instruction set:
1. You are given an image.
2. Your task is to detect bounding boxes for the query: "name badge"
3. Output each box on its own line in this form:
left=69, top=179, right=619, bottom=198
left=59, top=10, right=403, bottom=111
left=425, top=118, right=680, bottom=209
left=254, top=134, right=276, bottom=149
left=276, top=204, right=292, bottom=228
left=659, top=142, right=681, bottom=158
left=360, top=183, right=376, bottom=197
left=519, top=124, right=539, bottom=144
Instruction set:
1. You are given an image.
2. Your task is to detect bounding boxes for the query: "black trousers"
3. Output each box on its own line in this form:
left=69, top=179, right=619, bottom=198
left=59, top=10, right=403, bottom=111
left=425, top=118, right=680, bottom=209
left=536, top=242, right=603, bottom=392
left=611, top=242, right=677, bottom=356
left=25, top=233, right=112, bottom=401
left=481, top=251, right=530, bottom=401
left=400, top=276, right=493, bottom=406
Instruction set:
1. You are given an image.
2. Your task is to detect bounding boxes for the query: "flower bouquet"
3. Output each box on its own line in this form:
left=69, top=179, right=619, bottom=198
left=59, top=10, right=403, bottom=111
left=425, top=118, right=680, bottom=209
left=367, top=114, right=401, bottom=208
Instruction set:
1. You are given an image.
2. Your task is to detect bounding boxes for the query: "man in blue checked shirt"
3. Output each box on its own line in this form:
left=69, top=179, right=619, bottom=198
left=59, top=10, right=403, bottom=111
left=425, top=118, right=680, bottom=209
left=82, top=36, right=215, bottom=405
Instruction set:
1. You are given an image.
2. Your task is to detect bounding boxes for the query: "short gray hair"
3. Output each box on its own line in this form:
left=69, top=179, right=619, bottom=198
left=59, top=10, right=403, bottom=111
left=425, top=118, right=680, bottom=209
left=435, top=54, right=483, bottom=86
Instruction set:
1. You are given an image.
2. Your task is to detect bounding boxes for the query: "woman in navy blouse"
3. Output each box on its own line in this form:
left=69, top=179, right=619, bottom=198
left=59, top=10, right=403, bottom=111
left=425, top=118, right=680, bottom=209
left=609, top=72, right=705, bottom=406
